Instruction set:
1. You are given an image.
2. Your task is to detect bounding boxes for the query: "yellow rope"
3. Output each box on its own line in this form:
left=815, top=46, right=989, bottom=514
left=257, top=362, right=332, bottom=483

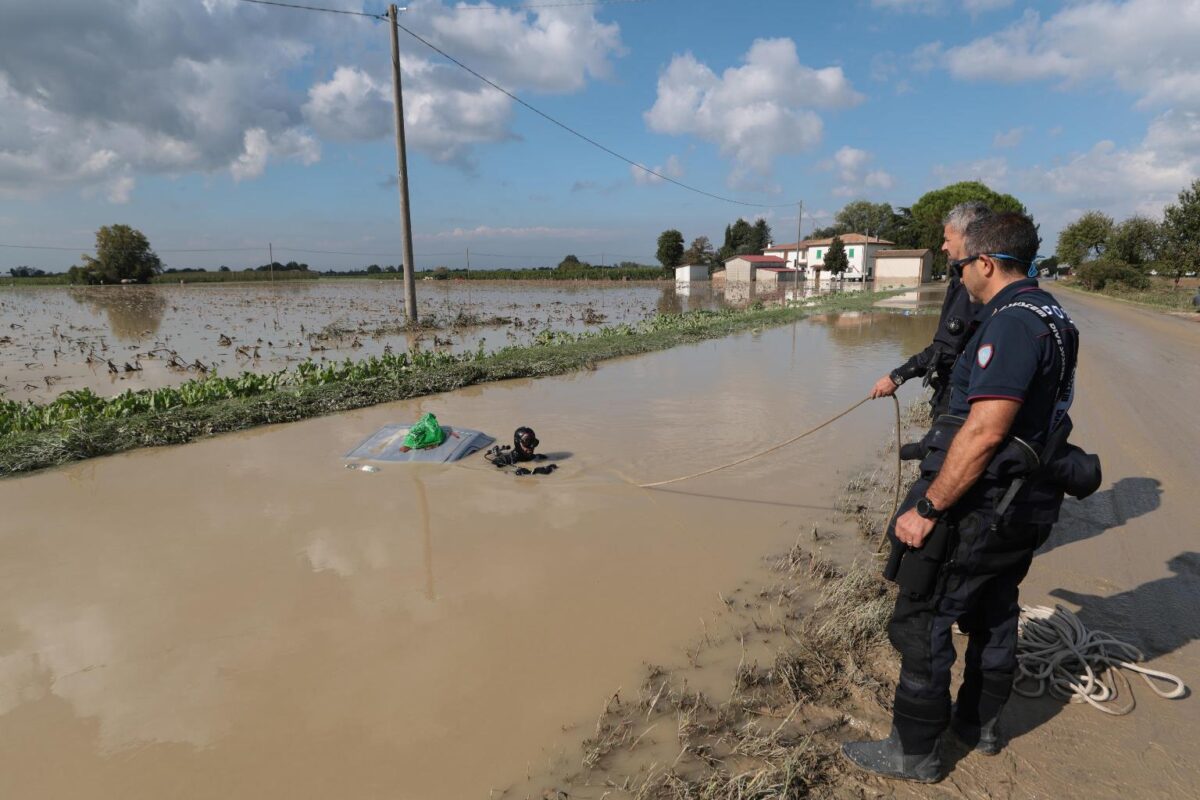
left=639, top=396, right=901, bottom=499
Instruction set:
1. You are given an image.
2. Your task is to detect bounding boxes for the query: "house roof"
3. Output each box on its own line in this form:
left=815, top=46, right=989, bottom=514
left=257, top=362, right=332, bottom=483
left=726, top=255, right=786, bottom=264
left=874, top=249, right=931, bottom=258
left=765, top=234, right=895, bottom=250
left=756, top=266, right=801, bottom=272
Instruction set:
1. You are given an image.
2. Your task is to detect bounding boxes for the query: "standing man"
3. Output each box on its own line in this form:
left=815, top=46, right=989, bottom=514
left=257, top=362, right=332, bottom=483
left=843, top=212, right=1080, bottom=783
left=869, top=202, right=991, bottom=417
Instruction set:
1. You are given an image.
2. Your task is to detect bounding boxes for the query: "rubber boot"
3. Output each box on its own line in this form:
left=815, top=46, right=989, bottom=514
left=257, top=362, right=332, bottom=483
left=841, top=727, right=942, bottom=784
left=952, top=671, right=1011, bottom=756
left=841, top=693, right=947, bottom=783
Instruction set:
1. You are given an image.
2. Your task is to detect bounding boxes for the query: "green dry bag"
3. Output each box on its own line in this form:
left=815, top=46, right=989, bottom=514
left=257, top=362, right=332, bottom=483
left=403, top=412, right=446, bottom=450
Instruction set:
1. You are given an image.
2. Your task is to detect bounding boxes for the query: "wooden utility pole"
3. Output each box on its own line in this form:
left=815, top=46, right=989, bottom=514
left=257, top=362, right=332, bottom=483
left=388, top=4, right=417, bottom=322
left=794, top=200, right=804, bottom=284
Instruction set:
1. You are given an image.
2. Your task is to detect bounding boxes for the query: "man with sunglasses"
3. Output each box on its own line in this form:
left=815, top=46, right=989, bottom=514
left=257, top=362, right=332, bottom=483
left=869, top=202, right=990, bottom=417
left=844, top=212, right=1081, bottom=783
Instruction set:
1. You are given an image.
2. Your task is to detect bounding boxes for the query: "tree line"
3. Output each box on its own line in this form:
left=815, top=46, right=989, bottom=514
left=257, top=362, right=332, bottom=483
left=652, top=181, right=1028, bottom=276
left=1057, top=179, right=1200, bottom=292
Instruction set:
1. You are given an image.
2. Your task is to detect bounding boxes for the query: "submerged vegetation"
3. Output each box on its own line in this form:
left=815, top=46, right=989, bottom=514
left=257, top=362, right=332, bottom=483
left=0, top=289, right=900, bottom=476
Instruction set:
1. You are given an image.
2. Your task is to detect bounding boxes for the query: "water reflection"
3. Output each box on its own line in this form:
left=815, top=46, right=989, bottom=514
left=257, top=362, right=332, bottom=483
left=69, top=287, right=166, bottom=341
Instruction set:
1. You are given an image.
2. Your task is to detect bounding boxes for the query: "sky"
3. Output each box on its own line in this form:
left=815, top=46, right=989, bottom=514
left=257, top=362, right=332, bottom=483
left=1, top=0, right=1198, bottom=272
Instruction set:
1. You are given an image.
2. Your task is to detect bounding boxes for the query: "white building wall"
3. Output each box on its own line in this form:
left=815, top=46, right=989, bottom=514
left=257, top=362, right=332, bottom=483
left=804, top=242, right=890, bottom=280
left=675, top=264, right=708, bottom=282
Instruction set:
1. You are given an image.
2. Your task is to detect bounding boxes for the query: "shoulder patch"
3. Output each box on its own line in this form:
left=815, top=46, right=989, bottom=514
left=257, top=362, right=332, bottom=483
left=977, top=344, right=994, bottom=369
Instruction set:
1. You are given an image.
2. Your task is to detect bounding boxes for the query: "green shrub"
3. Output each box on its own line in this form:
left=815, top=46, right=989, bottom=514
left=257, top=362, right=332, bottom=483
left=1075, top=260, right=1150, bottom=291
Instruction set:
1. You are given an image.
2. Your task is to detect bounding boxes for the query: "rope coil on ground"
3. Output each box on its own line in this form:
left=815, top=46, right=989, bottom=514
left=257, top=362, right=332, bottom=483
left=1016, top=604, right=1187, bottom=715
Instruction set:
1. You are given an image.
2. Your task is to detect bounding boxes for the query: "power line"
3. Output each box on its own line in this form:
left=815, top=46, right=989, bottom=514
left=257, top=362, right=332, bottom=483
left=234, top=0, right=385, bottom=19
left=0, top=242, right=261, bottom=254
left=393, top=19, right=795, bottom=209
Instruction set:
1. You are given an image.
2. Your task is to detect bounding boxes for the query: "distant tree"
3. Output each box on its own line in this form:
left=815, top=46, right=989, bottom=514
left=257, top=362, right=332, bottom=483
left=366, top=264, right=383, bottom=274
left=835, top=200, right=895, bottom=239
left=656, top=229, right=685, bottom=269
left=1162, top=178, right=1200, bottom=289
left=384, top=265, right=398, bottom=273
left=9, top=266, right=47, bottom=278
left=432, top=266, right=450, bottom=280
left=1039, top=255, right=1060, bottom=277
left=219, top=265, right=231, bottom=272
left=824, top=235, right=850, bottom=279
left=1056, top=211, right=1115, bottom=267
left=750, top=218, right=772, bottom=252
left=558, top=254, right=583, bottom=270
left=1106, top=216, right=1163, bottom=267
left=808, top=224, right=842, bottom=239
left=80, top=224, right=162, bottom=284
left=682, top=235, right=715, bottom=267
left=719, top=218, right=756, bottom=261
left=909, top=182, right=1027, bottom=273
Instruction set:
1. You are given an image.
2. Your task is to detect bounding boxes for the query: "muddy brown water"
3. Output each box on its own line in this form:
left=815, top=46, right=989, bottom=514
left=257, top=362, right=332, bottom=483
left=1, top=280, right=907, bottom=403
left=0, top=309, right=935, bottom=799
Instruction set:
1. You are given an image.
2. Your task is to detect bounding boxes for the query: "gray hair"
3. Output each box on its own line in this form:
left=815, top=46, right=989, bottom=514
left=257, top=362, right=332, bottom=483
left=943, top=201, right=993, bottom=233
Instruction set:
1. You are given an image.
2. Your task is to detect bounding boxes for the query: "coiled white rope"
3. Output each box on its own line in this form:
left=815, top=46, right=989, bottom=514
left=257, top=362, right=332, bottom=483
left=1015, top=604, right=1187, bottom=715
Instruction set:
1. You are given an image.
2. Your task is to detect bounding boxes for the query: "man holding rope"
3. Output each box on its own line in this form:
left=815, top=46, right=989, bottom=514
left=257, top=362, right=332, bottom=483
left=868, top=201, right=990, bottom=417
left=843, top=212, right=1083, bottom=783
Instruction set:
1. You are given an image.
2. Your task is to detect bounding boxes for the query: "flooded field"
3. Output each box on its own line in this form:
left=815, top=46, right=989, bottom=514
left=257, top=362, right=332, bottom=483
left=0, top=309, right=937, bottom=799
left=0, top=280, right=931, bottom=403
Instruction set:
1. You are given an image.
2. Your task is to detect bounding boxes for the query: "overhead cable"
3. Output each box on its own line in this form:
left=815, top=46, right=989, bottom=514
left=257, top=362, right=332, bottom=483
left=234, top=0, right=385, bottom=19
left=391, top=20, right=796, bottom=208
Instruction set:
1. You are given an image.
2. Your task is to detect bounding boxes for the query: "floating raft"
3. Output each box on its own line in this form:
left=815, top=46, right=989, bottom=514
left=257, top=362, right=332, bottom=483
left=345, top=425, right=494, bottom=463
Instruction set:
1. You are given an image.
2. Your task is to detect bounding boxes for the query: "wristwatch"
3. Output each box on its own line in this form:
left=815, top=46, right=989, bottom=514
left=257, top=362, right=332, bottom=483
left=889, top=369, right=906, bottom=386
left=915, top=496, right=943, bottom=520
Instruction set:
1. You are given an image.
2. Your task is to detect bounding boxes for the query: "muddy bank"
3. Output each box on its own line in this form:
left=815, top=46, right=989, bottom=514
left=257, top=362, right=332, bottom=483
left=0, top=311, right=936, bottom=799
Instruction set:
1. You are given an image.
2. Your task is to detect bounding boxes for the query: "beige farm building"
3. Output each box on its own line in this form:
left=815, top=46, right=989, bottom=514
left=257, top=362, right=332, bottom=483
left=723, top=254, right=787, bottom=282
left=872, top=249, right=933, bottom=287
left=674, top=264, right=709, bottom=282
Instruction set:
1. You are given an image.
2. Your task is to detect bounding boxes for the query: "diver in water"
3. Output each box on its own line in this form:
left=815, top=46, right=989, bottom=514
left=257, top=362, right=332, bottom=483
left=485, top=427, right=558, bottom=475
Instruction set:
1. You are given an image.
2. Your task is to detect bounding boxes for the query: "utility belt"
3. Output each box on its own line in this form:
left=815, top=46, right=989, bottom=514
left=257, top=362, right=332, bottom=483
left=885, top=414, right=1102, bottom=598
left=902, top=414, right=1101, bottom=501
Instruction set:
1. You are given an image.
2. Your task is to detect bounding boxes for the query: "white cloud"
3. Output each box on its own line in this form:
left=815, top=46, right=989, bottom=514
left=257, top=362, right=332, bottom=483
left=933, top=156, right=1010, bottom=188
left=939, top=2, right=1200, bottom=219
left=872, top=0, right=1013, bottom=13
left=644, top=38, right=862, bottom=185
left=1027, top=110, right=1200, bottom=218
left=824, top=146, right=895, bottom=197
left=993, top=127, right=1027, bottom=148
left=0, top=0, right=624, bottom=193
left=631, top=154, right=684, bottom=186
left=943, top=2, right=1200, bottom=105
left=962, top=0, right=1014, bottom=12
left=911, top=42, right=944, bottom=73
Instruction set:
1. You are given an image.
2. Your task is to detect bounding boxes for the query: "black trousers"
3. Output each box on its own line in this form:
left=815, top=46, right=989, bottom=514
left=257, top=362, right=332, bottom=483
left=887, top=509, right=1050, bottom=730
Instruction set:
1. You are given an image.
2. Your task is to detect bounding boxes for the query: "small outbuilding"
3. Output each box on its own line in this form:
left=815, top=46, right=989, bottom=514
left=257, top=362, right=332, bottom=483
left=872, top=249, right=933, bottom=287
left=724, top=254, right=787, bottom=282
left=755, top=266, right=801, bottom=288
left=675, top=264, right=709, bottom=282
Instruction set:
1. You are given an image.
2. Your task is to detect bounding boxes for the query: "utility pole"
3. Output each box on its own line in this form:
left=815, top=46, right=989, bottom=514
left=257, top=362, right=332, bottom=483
left=794, top=200, right=804, bottom=284
left=268, top=242, right=274, bottom=282
left=388, top=4, right=417, bottom=323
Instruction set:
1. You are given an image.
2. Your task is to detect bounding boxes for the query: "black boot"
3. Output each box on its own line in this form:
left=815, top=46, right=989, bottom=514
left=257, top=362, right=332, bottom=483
left=841, top=726, right=942, bottom=783
left=952, top=671, right=1011, bottom=756
left=841, top=693, right=948, bottom=783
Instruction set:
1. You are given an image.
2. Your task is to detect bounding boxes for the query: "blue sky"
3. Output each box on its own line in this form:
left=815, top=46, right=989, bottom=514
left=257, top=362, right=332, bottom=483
left=1, top=0, right=1197, bottom=271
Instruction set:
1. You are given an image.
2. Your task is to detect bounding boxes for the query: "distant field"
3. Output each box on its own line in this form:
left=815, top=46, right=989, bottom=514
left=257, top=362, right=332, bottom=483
left=1061, top=275, right=1200, bottom=312
left=150, top=270, right=317, bottom=284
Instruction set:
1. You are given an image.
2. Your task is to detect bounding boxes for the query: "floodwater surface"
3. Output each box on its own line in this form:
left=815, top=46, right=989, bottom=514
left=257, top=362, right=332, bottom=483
left=0, top=310, right=935, bottom=799
left=0, top=279, right=893, bottom=402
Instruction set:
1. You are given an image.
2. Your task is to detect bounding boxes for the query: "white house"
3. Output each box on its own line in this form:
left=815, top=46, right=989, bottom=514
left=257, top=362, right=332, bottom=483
left=803, top=234, right=894, bottom=281
left=764, top=234, right=894, bottom=280
left=675, top=264, right=708, bottom=282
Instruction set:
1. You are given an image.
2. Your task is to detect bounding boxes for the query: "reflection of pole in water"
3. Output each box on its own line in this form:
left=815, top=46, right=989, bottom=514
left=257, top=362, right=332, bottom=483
left=413, top=470, right=435, bottom=601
